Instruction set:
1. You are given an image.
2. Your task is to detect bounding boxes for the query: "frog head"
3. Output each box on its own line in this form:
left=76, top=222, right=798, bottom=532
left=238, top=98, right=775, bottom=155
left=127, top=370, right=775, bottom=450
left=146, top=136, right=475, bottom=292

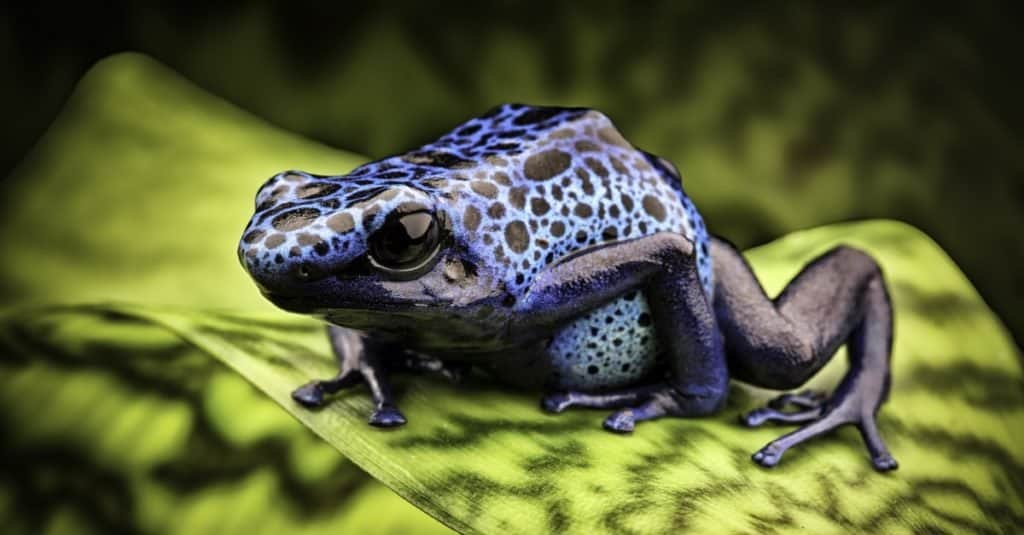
left=239, top=103, right=656, bottom=349
left=238, top=169, right=509, bottom=347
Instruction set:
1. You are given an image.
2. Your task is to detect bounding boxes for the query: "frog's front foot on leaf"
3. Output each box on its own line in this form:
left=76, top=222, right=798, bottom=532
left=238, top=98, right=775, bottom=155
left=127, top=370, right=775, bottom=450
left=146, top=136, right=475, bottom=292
left=291, top=368, right=361, bottom=409
left=291, top=364, right=408, bottom=427
left=292, top=381, right=329, bottom=408
left=369, top=404, right=407, bottom=427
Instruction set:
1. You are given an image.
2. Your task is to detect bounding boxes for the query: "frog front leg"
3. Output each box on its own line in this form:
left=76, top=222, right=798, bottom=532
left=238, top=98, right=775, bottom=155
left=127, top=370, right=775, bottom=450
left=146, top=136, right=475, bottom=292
left=291, top=325, right=407, bottom=427
left=514, top=232, right=730, bottom=430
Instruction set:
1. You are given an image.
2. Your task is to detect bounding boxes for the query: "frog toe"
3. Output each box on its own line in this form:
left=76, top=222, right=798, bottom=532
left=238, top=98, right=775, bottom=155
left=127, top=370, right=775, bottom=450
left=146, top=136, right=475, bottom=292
left=767, top=389, right=827, bottom=410
left=292, top=370, right=362, bottom=408
left=369, top=405, right=407, bottom=427
left=541, top=392, right=573, bottom=413
left=740, top=406, right=823, bottom=427
left=872, top=453, right=899, bottom=472
left=752, top=444, right=784, bottom=468
left=602, top=409, right=636, bottom=433
left=741, top=388, right=829, bottom=427
left=292, top=381, right=325, bottom=408
left=746, top=397, right=898, bottom=471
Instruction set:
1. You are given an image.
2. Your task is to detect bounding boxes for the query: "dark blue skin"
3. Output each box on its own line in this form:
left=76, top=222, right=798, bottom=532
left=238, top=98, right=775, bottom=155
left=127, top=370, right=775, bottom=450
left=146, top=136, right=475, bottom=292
left=239, top=104, right=897, bottom=471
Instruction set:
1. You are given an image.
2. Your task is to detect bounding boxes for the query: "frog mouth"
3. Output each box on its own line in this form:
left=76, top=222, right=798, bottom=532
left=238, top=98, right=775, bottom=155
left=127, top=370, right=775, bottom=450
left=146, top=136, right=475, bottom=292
left=258, top=275, right=449, bottom=314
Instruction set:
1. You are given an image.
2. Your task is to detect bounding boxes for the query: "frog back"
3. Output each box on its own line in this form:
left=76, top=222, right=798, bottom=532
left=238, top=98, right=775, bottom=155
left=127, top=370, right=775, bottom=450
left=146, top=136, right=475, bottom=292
left=421, top=104, right=715, bottom=390
left=407, top=104, right=714, bottom=299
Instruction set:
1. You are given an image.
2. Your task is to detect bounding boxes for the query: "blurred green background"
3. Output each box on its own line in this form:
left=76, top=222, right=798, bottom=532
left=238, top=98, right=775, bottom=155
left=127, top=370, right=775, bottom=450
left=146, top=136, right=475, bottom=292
left=2, top=2, right=1021, bottom=347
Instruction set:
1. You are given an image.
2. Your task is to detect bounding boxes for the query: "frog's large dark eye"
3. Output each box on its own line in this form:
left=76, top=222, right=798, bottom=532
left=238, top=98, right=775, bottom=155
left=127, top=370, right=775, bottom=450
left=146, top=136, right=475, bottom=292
left=367, top=210, right=443, bottom=279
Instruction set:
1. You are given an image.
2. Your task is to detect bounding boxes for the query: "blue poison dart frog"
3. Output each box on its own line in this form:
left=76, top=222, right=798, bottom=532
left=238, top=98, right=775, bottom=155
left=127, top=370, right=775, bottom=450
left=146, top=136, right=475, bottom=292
left=238, top=104, right=897, bottom=471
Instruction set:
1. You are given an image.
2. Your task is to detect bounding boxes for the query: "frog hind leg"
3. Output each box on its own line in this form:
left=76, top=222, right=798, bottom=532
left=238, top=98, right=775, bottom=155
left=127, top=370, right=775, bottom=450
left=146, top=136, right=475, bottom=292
left=292, top=325, right=407, bottom=427
left=710, top=237, right=898, bottom=472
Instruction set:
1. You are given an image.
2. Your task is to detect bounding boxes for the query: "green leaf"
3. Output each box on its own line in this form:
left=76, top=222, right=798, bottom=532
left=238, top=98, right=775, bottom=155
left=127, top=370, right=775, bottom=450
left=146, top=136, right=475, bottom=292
left=2, top=53, right=1022, bottom=533
left=0, top=53, right=448, bottom=534
left=0, top=52, right=365, bottom=309
left=0, top=306, right=454, bottom=535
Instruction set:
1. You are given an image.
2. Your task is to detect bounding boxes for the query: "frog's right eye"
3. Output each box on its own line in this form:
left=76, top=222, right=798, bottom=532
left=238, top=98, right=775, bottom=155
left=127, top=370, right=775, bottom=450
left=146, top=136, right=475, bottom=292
left=367, top=210, right=443, bottom=280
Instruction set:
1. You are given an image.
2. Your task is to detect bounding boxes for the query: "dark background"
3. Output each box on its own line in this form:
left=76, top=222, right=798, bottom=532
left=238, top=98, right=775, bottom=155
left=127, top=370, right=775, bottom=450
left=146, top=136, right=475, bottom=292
left=2, top=2, right=1022, bottom=346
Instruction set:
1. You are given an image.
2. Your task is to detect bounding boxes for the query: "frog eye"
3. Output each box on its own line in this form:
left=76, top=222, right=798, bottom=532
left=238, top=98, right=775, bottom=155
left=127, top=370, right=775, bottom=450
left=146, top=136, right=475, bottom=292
left=367, top=210, right=443, bottom=280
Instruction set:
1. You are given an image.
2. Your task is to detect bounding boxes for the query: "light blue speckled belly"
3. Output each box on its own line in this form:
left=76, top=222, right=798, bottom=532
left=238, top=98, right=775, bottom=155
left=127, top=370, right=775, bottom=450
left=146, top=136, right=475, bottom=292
left=546, top=290, right=661, bottom=390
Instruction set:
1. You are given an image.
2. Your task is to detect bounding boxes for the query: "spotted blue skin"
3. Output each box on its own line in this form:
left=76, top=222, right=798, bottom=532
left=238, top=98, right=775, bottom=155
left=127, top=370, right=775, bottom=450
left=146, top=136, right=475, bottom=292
left=239, top=104, right=712, bottom=390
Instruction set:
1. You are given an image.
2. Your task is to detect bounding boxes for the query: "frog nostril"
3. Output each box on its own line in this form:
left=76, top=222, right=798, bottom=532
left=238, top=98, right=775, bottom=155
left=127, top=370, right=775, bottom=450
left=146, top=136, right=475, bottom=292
left=294, top=262, right=314, bottom=281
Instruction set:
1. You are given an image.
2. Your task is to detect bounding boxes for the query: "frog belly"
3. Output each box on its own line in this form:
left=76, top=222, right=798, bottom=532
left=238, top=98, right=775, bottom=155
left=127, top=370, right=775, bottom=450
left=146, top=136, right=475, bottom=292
left=547, top=291, right=661, bottom=390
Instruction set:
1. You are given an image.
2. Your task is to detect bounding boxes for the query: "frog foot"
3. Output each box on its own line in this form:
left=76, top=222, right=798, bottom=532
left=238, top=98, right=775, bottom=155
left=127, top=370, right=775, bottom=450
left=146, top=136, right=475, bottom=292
left=742, top=390, right=898, bottom=472
left=291, top=368, right=407, bottom=427
left=291, top=369, right=361, bottom=408
left=292, top=381, right=329, bottom=408
left=540, top=386, right=676, bottom=432
left=602, top=409, right=636, bottom=433
left=369, top=404, right=407, bottom=427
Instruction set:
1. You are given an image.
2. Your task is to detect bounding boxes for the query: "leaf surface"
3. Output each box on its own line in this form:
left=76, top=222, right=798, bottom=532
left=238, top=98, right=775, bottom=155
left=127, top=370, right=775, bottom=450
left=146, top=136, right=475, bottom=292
left=121, top=220, right=1024, bottom=534
left=0, top=53, right=446, bottom=535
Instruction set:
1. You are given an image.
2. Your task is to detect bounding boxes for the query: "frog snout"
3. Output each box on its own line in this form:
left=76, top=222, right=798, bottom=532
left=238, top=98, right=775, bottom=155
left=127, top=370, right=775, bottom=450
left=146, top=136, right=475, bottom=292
left=244, top=253, right=343, bottom=296
left=286, top=258, right=345, bottom=286
left=238, top=225, right=359, bottom=296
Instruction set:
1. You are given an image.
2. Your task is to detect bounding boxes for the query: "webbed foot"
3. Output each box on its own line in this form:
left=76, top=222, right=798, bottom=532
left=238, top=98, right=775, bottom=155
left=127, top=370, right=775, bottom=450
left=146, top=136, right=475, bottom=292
left=744, top=390, right=897, bottom=472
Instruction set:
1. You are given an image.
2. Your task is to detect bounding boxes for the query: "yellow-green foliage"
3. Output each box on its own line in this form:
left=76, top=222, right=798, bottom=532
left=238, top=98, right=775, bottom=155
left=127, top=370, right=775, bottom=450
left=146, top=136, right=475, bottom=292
left=0, top=53, right=446, bottom=535
left=0, top=53, right=364, bottom=309
left=0, top=54, right=1021, bottom=534
left=0, top=310, right=451, bottom=535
